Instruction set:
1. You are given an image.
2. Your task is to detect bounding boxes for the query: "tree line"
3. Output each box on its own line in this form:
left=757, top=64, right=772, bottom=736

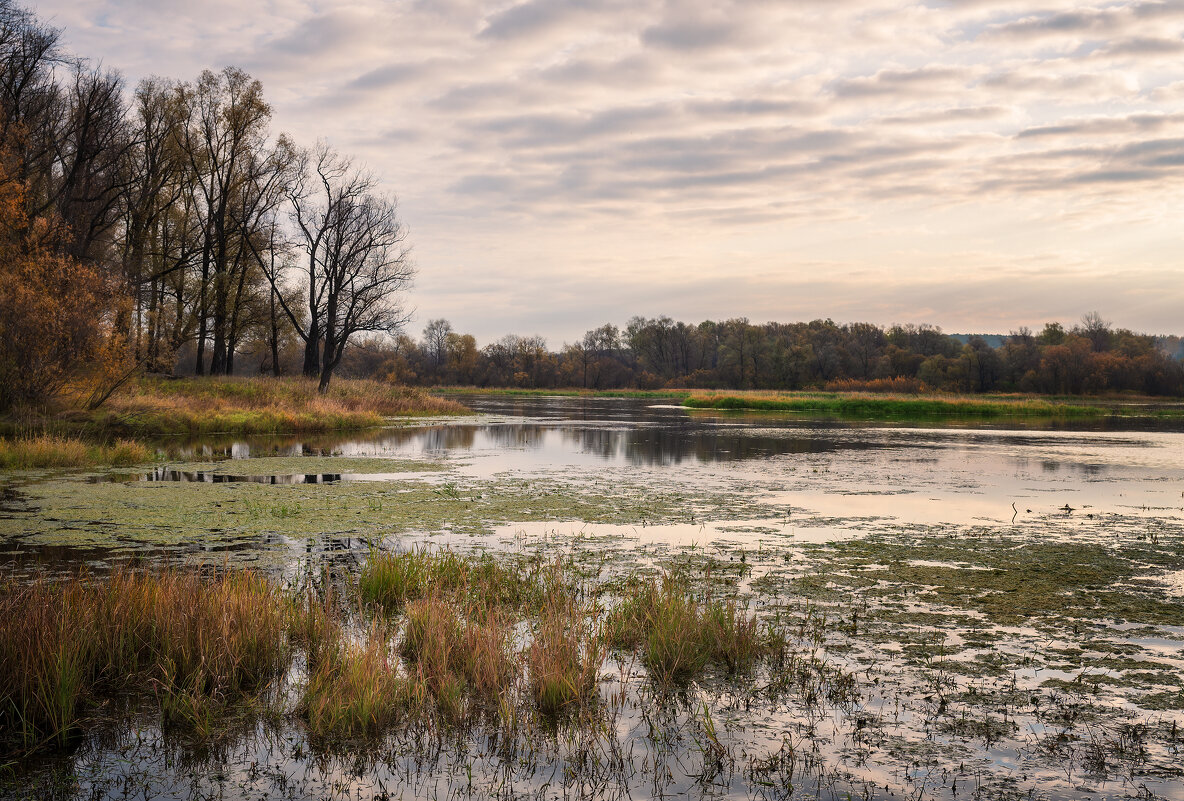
left=347, top=314, right=1183, bottom=396
left=0, top=1, right=412, bottom=409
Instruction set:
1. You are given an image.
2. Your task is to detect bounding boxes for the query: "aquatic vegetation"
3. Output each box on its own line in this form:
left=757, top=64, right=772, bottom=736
left=603, top=575, right=762, bottom=685
left=0, top=433, right=151, bottom=469
left=4, top=394, right=1184, bottom=800
left=298, top=622, right=410, bottom=737
left=528, top=597, right=602, bottom=717
left=683, top=391, right=1111, bottom=418
left=0, top=568, right=290, bottom=747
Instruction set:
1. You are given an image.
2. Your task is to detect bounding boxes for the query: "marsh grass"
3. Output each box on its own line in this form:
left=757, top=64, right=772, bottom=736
left=1, top=553, right=792, bottom=755
left=360, top=547, right=551, bottom=612
left=80, top=376, right=469, bottom=436
left=604, top=576, right=762, bottom=685
left=0, top=569, right=290, bottom=748
left=528, top=598, right=603, bottom=718
left=298, top=623, right=410, bottom=738
left=0, top=433, right=151, bottom=469
left=683, top=391, right=1108, bottom=419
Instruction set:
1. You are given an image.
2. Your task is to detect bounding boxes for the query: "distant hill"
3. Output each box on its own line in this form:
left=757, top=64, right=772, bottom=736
left=949, top=333, right=1007, bottom=348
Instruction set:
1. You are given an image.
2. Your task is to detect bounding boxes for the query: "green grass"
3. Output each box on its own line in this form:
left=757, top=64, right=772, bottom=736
left=436, top=386, right=690, bottom=400
left=682, top=392, right=1110, bottom=419
left=603, top=575, right=763, bottom=685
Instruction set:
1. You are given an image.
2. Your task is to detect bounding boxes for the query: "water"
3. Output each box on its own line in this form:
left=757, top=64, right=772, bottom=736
left=3, top=394, right=1184, bottom=800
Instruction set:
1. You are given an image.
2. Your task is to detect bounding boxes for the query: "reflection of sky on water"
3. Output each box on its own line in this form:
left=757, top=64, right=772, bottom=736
left=157, top=396, right=1184, bottom=529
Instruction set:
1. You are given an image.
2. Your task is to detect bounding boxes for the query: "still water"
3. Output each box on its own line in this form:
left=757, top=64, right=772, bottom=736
left=3, top=395, right=1184, bottom=800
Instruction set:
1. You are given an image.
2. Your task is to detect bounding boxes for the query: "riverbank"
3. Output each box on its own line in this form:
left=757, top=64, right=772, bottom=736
left=435, top=386, right=1184, bottom=420
left=0, top=377, right=469, bottom=468
left=2, top=377, right=469, bottom=441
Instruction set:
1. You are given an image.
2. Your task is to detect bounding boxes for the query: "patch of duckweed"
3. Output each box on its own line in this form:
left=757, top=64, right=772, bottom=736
left=0, top=471, right=767, bottom=556
left=819, top=536, right=1184, bottom=626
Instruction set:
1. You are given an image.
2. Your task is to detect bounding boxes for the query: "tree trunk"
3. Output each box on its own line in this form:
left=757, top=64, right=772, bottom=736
left=269, top=285, right=281, bottom=377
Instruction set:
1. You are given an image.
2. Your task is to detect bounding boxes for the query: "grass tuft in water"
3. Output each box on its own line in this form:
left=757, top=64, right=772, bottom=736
left=529, top=597, right=602, bottom=718
left=0, top=568, right=290, bottom=747
left=297, top=623, right=410, bottom=738
left=604, top=575, right=762, bottom=685
left=0, top=433, right=151, bottom=469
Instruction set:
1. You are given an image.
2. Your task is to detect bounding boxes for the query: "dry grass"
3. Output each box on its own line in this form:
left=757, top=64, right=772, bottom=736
left=297, top=623, right=411, bottom=738
left=0, top=568, right=290, bottom=747
left=528, top=598, right=603, bottom=718
left=82, top=376, right=468, bottom=436
left=0, top=555, right=788, bottom=751
left=0, top=433, right=151, bottom=469
left=604, top=575, right=762, bottom=685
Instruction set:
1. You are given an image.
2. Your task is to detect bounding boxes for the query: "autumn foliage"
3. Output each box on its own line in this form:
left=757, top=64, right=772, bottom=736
left=0, top=149, right=129, bottom=410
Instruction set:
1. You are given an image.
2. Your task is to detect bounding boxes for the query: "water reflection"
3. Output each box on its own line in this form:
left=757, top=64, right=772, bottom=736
left=137, top=395, right=1184, bottom=479
left=145, top=469, right=344, bottom=484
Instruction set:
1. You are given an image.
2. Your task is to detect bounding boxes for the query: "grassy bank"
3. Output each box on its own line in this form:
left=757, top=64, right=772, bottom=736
left=66, top=377, right=469, bottom=437
left=436, top=385, right=1184, bottom=420
left=436, top=386, right=689, bottom=400
left=0, top=433, right=152, bottom=469
left=682, top=391, right=1122, bottom=418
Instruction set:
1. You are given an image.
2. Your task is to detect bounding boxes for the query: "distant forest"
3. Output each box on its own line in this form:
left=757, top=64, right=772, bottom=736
left=324, top=314, right=1184, bottom=397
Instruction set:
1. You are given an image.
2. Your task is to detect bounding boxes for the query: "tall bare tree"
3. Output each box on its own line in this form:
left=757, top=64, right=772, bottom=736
left=264, top=143, right=413, bottom=391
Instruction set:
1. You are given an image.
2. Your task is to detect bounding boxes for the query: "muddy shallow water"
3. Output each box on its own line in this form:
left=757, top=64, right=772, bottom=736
left=3, top=395, right=1184, bottom=800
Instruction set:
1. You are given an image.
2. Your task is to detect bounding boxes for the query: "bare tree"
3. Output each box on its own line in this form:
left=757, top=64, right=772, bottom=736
left=264, top=143, right=413, bottom=391
left=422, top=318, right=452, bottom=370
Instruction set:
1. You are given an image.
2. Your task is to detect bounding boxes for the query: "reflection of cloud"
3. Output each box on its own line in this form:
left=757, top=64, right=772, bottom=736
left=32, top=0, right=1184, bottom=339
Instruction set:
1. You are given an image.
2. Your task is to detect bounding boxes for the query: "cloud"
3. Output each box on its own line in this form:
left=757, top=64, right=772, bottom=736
left=830, top=66, right=976, bottom=100
left=25, top=0, right=1184, bottom=340
left=982, top=2, right=1184, bottom=43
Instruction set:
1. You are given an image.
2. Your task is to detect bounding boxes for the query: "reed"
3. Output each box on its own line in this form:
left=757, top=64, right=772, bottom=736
left=603, top=576, right=762, bottom=685
left=298, top=623, right=410, bottom=737
left=0, top=568, right=291, bottom=747
left=528, top=598, right=603, bottom=718
left=0, top=433, right=151, bottom=469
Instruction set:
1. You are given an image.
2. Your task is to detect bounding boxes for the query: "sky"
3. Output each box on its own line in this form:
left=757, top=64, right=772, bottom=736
left=31, top=0, right=1184, bottom=344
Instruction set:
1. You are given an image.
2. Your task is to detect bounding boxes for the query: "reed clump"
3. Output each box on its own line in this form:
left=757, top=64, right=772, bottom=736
left=360, top=548, right=548, bottom=612
left=297, top=623, right=410, bottom=737
left=398, top=596, right=516, bottom=724
left=0, top=433, right=151, bottom=469
left=603, top=576, right=761, bottom=685
left=528, top=598, right=603, bottom=718
left=0, top=568, right=291, bottom=748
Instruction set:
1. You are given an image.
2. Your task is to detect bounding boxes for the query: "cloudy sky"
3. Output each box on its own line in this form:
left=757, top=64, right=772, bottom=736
left=33, top=0, right=1184, bottom=342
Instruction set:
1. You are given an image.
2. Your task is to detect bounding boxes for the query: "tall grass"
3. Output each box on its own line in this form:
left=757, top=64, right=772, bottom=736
left=298, top=623, right=410, bottom=737
left=603, top=576, right=761, bottom=685
left=683, top=392, right=1106, bottom=419
left=360, top=548, right=547, bottom=612
left=84, top=376, right=469, bottom=436
left=528, top=598, right=603, bottom=717
left=0, top=433, right=151, bottom=469
left=0, top=569, right=291, bottom=747
left=0, top=555, right=790, bottom=750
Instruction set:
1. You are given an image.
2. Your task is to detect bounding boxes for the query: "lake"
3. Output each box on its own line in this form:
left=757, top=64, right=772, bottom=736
left=2, top=394, right=1183, bottom=800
